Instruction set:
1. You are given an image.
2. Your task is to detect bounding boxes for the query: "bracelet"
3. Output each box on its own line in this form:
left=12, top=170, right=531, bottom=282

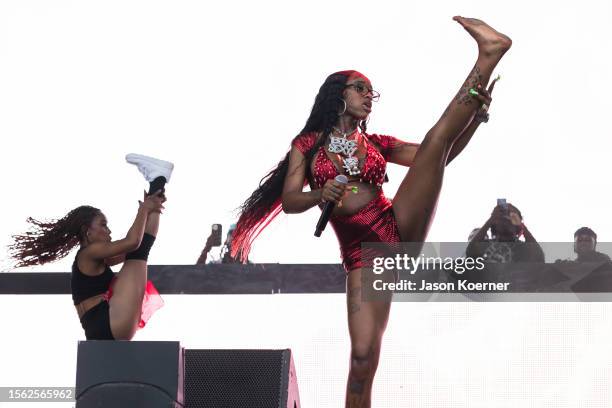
left=474, top=111, right=489, bottom=123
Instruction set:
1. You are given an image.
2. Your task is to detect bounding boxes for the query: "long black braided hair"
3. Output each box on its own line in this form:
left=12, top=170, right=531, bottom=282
left=231, top=70, right=369, bottom=261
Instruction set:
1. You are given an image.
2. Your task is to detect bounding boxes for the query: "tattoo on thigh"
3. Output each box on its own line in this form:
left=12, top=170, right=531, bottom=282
left=348, top=286, right=362, bottom=315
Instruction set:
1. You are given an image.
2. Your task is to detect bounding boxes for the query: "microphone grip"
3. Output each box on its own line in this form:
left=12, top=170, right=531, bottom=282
left=314, top=202, right=335, bottom=237
left=314, top=175, right=348, bottom=237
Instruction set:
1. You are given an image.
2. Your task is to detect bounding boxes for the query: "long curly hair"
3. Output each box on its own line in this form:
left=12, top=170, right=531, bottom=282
left=9, top=205, right=101, bottom=268
left=231, top=70, right=369, bottom=262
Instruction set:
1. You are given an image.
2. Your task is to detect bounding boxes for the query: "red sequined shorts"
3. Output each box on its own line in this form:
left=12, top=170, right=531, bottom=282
left=330, top=192, right=401, bottom=272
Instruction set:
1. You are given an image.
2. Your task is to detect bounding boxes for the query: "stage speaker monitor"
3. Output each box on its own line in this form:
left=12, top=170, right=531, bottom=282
left=75, top=341, right=183, bottom=408
left=184, top=348, right=300, bottom=408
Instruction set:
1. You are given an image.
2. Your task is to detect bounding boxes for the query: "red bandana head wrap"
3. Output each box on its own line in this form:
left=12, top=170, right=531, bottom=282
left=333, top=70, right=371, bottom=84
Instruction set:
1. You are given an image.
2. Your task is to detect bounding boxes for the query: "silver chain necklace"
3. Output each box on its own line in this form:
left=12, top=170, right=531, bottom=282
left=327, top=127, right=361, bottom=176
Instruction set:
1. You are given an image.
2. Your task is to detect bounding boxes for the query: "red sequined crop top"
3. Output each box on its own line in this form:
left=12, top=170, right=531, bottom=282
left=292, top=132, right=402, bottom=188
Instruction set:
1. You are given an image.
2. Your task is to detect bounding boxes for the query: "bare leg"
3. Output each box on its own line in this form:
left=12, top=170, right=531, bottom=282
left=345, top=268, right=393, bottom=408
left=393, top=17, right=512, bottom=242
left=108, top=212, right=161, bottom=340
left=144, top=210, right=160, bottom=237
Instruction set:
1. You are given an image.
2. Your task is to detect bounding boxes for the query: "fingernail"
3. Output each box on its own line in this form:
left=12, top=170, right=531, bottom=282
left=477, top=84, right=482, bottom=88
left=469, top=88, right=479, bottom=96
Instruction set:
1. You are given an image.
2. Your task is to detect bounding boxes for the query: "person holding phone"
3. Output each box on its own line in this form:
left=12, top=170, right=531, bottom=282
left=231, top=16, right=511, bottom=407
left=197, top=224, right=223, bottom=264
left=9, top=154, right=173, bottom=340
left=466, top=201, right=544, bottom=263
left=197, top=224, right=242, bottom=264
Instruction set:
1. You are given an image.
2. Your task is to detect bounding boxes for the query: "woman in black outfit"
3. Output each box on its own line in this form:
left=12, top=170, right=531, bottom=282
left=10, top=153, right=173, bottom=340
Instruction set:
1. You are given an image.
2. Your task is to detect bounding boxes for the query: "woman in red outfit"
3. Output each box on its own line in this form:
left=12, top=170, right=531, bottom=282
left=232, top=16, right=511, bottom=407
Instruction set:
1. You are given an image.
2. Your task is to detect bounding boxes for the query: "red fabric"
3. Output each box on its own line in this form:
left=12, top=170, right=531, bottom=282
left=103, top=277, right=164, bottom=329
left=230, top=197, right=284, bottom=263
left=291, top=132, right=317, bottom=155
left=330, top=191, right=401, bottom=272
left=292, top=132, right=402, bottom=188
left=367, top=134, right=407, bottom=161
left=293, top=131, right=406, bottom=272
left=333, top=70, right=371, bottom=83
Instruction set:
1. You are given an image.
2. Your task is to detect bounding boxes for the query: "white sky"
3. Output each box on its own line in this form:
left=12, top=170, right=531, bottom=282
left=1, top=0, right=611, bottom=271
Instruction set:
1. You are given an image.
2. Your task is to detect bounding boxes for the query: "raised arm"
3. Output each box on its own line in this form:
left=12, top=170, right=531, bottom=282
left=447, top=78, right=497, bottom=164
left=385, top=133, right=480, bottom=167
left=465, top=216, right=494, bottom=259
left=388, top=77, right=498, bottom=167
left=519, top=219, right=545, bottom=263
left=386, top=141, right=420, bottom=167
left=196, top=233, right=216, bottom=265
left=386, top=125, right=481, bottom=167
left=445, top=118, right=482, bottom=165
left=81, top=193, right=163, bottom=262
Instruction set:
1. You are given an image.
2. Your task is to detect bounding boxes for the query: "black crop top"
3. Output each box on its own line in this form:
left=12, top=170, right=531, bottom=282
left=71, top=251, right=115, bottom=305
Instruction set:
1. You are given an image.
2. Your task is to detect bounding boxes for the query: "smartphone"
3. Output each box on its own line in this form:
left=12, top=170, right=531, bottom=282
left=210, top=224, right=223, bottom=247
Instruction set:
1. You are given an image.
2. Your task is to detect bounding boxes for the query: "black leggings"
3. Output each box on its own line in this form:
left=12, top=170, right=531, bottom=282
left=80, top=300, right=114, bottom=340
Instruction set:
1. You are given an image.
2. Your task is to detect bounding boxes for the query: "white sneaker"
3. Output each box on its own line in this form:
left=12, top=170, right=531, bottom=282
left=125, top=153, right=174, bottom=183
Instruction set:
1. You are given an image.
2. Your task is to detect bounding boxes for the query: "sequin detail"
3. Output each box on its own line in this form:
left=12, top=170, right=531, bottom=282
left=292, top=132, right=398, bottom=188
left=330, top=191, right=401, bottom=272
left=292, top=132, right=404, bottom=273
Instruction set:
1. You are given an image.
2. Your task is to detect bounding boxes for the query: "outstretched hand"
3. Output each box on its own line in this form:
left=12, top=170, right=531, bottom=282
left=471, top=75, right=499, bottom=111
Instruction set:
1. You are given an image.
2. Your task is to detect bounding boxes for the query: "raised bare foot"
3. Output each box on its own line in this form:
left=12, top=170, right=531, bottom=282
left=453, top=16, right=512, bottom=58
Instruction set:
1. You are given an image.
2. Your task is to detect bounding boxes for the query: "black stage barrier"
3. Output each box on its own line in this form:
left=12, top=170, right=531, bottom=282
left=3, top=262, right=612, bottom=295
left=0, top=264, right=346, bottom=295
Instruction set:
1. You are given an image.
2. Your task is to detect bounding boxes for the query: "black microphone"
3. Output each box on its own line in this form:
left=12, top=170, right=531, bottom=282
left=314, top=175, right=348, bottom=237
